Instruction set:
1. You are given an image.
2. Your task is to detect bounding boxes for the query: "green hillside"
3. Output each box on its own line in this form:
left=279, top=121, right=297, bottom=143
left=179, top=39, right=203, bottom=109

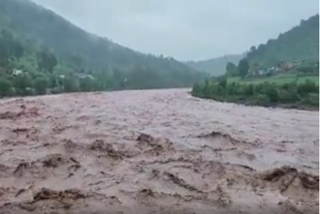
left=191, top=14, right=319, bottom=110
left=186, top=14, right=319, bottom=77
left=0, top=0, right=208, bottom=97
left=185, top=53, right=246, bottom=76
left=246, top=14, right=319, bottom=66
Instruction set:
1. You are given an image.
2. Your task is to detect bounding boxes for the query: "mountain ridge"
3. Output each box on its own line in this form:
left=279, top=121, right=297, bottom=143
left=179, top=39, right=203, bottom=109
left=0, top=0, right=205, bottom=80
left=185, top=53, right=246, bottom=75
left=186, top=14, right=319, bottom=76
left=0, top=0, right=211, bottom=96
left=246, top=14, right=319, bottom=66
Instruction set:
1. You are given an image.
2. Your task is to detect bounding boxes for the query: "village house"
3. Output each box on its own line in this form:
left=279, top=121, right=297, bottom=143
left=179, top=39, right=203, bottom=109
left=280, top=61, right=297, bottom=71
left=77, top=73, right=95, bottom=79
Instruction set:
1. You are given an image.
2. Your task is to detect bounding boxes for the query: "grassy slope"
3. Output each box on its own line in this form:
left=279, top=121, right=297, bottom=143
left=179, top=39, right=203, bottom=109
left=228, top=74, right=319, bottom=85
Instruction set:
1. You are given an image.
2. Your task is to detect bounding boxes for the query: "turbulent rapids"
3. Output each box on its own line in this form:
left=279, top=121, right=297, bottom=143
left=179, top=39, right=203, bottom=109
left=0, top=89, right=318, bottom=214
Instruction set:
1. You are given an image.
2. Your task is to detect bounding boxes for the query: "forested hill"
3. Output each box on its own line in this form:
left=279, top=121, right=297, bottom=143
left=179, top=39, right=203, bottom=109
left=185, top=53, right=246, bottom=76
left=0, top=0, right=207, bottom=92
left=246, top=14, right=319, bottom=65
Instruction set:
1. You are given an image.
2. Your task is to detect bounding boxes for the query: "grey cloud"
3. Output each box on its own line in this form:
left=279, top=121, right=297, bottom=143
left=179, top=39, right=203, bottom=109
left=31, top=0, right=319, bottom=61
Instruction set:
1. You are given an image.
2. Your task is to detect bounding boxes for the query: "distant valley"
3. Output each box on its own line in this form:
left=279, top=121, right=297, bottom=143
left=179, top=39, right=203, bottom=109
left=185, top=53, right=246, bottom=76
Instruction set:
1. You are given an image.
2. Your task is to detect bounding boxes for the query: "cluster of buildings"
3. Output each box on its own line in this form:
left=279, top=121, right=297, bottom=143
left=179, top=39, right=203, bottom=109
left=249, top=61, right=300, bottom=77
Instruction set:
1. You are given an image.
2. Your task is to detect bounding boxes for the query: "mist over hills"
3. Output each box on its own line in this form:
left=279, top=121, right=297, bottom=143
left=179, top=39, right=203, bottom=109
left=186, top=14, right=319, bottom=76
left=185, top=53, right=246, bottom=75
left=0, top=0, right=208, bottom=90
left=246, top=14, right=319, bottom=66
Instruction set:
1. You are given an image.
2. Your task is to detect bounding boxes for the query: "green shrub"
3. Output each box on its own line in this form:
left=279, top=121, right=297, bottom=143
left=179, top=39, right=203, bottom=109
left=0, top=77, right=13, bottom=97
left=250, top=94, right=271, bottom=106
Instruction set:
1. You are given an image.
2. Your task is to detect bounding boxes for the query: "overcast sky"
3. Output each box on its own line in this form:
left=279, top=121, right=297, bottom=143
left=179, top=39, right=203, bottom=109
left=31, top=0, right=318, bottom=61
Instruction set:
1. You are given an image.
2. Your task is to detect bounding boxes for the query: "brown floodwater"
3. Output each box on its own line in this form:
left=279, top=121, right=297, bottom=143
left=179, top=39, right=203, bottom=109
left=0, top=88, right=318, bottom=214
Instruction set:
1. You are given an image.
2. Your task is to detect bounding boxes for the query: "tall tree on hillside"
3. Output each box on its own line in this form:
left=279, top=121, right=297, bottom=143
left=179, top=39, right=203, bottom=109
left=68, top=54, right=84, bottom=70
left=33, top=76, right=49, bottom=95
left=0, top=77, right=12, bottom=97
left=0, top=38, right=9, bottom=64
left=11, top=40, right=25, bottom=59
left=0, top=29, right=25, bottom=60
left=12, top=73, right=32, bottom=95
left=36, top=46, right=58, bottom=73
left=250, top=46, right=256, bottom=52
left=225, top=62, right=237, bottom=76
left=0, top=30, right=13, bottom=62
left=238, top=58, right=249, bottom=78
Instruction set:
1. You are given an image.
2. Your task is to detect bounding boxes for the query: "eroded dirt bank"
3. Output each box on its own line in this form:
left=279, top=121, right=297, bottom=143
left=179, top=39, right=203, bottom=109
left=0, top=89, right=318, bottom=214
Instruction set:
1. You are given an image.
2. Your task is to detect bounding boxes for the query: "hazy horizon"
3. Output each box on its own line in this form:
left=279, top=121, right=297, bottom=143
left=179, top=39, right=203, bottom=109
left=31, top=0, right=319, bottom=61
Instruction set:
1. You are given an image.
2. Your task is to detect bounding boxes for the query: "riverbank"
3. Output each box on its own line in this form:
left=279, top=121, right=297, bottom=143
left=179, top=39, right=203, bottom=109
left=191, top=78, right=319, bottom=111
left=191, top=92, right=319, bottom=111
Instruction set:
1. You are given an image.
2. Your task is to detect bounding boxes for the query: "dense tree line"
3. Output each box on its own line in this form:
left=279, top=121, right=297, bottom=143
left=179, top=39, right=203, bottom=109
left=192, top=48, right=319, bottom=109
left=225, top=57, right=319, bottom=79
left=0, top=28, right=207, bottom=98
left=192, top=77, right=319, bottom=110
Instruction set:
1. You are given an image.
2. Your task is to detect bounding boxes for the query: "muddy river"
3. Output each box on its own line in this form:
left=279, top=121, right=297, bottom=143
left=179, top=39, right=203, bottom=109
left=0, top=89, right=318, bottom=214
